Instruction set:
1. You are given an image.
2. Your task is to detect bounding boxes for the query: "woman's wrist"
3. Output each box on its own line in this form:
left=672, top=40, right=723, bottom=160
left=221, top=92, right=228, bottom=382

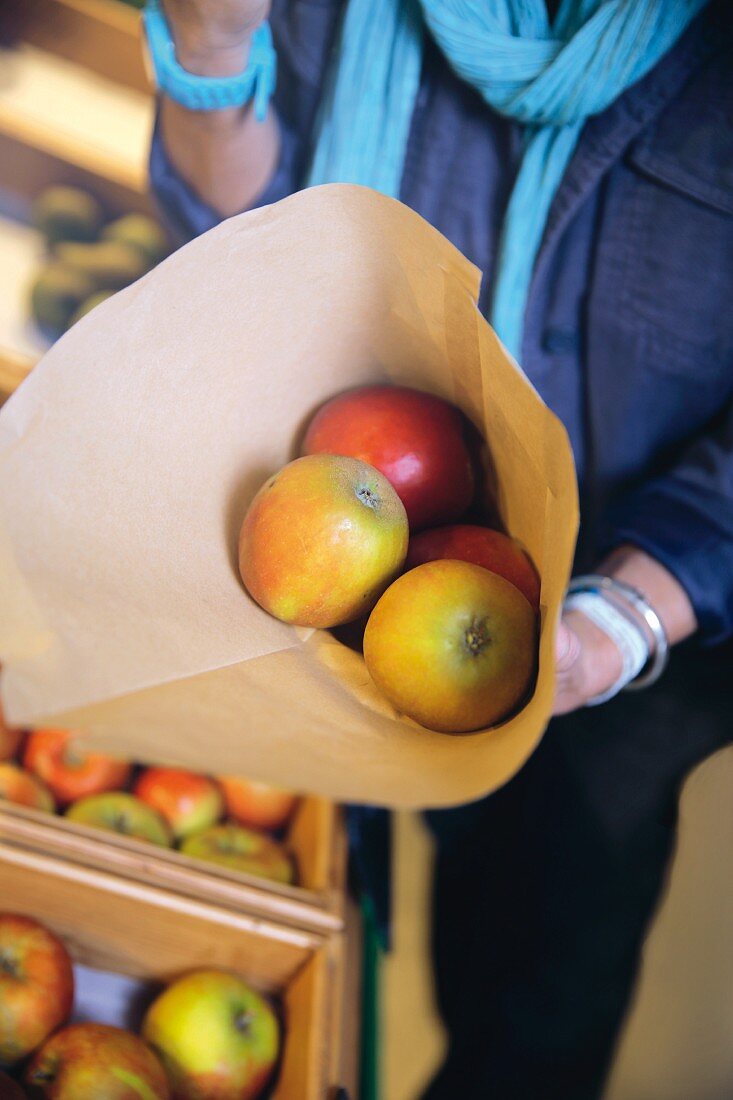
left=168, top=27, right=254, bottom=78
left=160, top=2, right=256, bottom=78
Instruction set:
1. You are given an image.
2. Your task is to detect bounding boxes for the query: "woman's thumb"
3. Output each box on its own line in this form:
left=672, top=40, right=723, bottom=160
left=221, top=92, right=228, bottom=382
left=555, top=619, right=581, bottom=673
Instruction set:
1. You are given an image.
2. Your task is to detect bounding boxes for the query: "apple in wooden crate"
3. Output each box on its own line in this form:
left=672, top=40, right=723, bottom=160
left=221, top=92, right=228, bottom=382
left=134, top=768, right=223, bottom=841
left=24, top=731, right=130, bottom=807
left=142, top=970, right=279, bottom=1100
left=217, top=777, right=298, bottom=832
left=26, top=1024, right=170, bottom=1099
left=0, top=914, right=74, bottom=1066
left=180, top=824, right=293, bottom=884
left=0, top=764, right=55, bottom=813
left=65, top=793, right=172, bottom=848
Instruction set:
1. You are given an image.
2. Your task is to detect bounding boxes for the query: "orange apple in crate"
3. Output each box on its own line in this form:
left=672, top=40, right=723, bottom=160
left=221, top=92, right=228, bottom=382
left=217, top=777, right=298, bottom=833
left=24, top=730, right=130, bottom=807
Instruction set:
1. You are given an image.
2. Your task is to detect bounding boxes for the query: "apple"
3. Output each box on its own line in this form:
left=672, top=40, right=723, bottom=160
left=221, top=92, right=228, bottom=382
left=406, top=524, right=540, bottom=610
left=26, top=1024, right=170, bottom=1099
left=0, top=704, right=22, bottom=762
left=364, top=560, right=537, bottom=732
left=0, top=1069, right=26, bottom=1098
left=180, top=824, right=293, bottom=884
left=142, top=969, right=279, bottom=1100
left=302, top=384, right=475, bottom=530
left=65, top=792, right=172, bottom=847
left=0, top=764, right=55, bottom=813
left=0, top=914, right=74, bottom=1066
left=134, top=768, right=223, bottom=841
left=239, top=454, right=408, bottom=628
left=23, top=730, right=131, bottom=807
left=217, top=777, right=298, bottom=832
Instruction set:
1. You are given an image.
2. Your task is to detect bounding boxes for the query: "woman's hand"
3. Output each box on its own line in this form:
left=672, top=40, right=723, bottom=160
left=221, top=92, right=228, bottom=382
left=162, top=0, right=271, bottom=75
left=553, top=546, right=697, bottom=716
left=553, top=610, right=623, bottom=715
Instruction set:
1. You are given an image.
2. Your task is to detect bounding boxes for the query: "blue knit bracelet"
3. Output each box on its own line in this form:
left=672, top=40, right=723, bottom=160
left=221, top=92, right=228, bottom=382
left=143, top=0, right=276, bottom=118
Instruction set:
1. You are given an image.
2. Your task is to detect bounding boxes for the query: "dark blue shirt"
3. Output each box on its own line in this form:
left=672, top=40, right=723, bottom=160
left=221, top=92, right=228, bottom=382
left=150, top=0, right=733, bottom=643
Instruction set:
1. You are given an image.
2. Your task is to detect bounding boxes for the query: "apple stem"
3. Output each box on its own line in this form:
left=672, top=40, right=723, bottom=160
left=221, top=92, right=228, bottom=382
left=0, top=950, right=17, bottom=977
left=356, top=486, right=380, bottom=511
left=464, top=619, right=491, bottom=656
left=234, top=1010, right=254, bottom=1035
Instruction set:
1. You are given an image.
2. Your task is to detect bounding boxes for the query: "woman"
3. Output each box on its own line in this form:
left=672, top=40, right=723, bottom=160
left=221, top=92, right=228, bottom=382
left=146, top=1, right=733, bottom=1095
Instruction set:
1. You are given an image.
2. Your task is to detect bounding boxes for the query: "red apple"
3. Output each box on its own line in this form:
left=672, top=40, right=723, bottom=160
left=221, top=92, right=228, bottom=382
left=0, top=914, right=74, bottom=1066
left=142, top=970, right=279, bottom=1100
left=217, top=777, right=298, bottom=832
left=23, top=730, right=131, bottom=807
left=303, top=384, right=475, bottom=530
left=406, top=524, right=540, bottom=609
left=26, top=1024, right=170, bottom=1099
left=65, top=792, right=172, bottom=847
left=0, top=764, right=55, bottom=813
left=364, top=560, right=537, bottom=733
left=134, top=768, right=223, bottom=841
left=180, top=824, right=294, bottom=884
left=239, top=454, right=408, bottom=628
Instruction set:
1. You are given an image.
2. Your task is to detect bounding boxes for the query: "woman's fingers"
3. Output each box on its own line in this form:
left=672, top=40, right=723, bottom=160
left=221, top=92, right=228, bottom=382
left=555, top=620, right=581, bottom=673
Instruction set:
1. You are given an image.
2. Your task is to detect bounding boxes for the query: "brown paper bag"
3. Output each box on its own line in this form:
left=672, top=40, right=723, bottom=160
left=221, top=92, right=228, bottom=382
left=0, top=184, right=578, bottom=808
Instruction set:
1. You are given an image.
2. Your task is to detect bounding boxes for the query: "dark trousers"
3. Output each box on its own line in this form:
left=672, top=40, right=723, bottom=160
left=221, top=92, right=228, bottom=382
left=423, top=639, right=733, bottom=1100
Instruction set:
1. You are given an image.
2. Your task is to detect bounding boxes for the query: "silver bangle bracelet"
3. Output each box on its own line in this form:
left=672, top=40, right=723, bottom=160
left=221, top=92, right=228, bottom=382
left=566, top=574, right=670, bottom=691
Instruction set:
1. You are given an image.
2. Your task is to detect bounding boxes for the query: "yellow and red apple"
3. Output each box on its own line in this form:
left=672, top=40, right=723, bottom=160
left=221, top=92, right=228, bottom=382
left=217, top=777, right=298, bottom=832
left=364, top=560, right=537, bottom=732
left=0, top=914, right=74, bottom=1066
left=65, top=792, right=172, bottom=847
left=23, top=730, right=131, bottom=807
left=134, top=767, right=223, bottom=841
left=180, top=824, right=293, bottom=884
left=0, top=764, right=55, bottom=813
left=26, top=1024, right=170, bottom=1099
left=239, top=454, right=408, bottom=628
left=142, top=969, right=280, bottom=1100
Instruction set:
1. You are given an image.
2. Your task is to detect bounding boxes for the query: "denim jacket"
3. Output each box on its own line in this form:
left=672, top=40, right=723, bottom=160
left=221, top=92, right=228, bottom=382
left=150, top=1, right=733, bottom=644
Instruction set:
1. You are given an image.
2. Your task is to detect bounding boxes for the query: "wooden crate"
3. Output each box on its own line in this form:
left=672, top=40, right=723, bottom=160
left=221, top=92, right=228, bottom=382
left=0, top=841, right=356, bottom=1098
left=10, top=0, right=151, bottom=95
left=0, top=793, right=348, bottom=934
left=0, top=0, right=154, bottom=215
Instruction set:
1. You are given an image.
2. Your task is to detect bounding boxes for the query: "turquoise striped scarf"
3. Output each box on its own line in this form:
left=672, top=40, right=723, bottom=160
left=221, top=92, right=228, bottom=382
left=305, top=0, right=708, bottom=358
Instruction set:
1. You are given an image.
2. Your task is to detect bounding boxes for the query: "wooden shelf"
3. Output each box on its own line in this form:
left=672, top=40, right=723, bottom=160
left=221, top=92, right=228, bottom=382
left=1, top=843, right=352, bottom=1098
left=0, top=44, right=153, bottom=208
left=13, top=0, right=151, bottom=95
left=0, top=796, right=348, bottom=935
